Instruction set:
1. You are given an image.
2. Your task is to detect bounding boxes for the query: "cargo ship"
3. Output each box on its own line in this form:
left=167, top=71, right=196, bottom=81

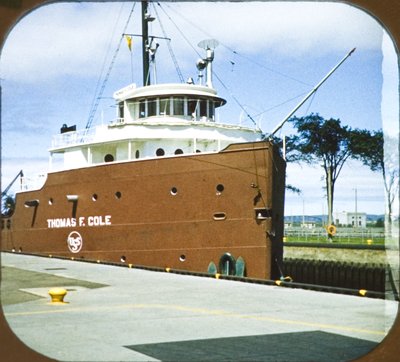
left=1, top=1, right=352, bottom=280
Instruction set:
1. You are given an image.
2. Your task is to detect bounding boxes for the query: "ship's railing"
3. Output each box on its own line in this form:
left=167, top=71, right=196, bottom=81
left=19, top=174, right=47, bottom=192
left=108, top=118, right=126, bottom=127
left=51, top=117, right=262, bottom=150
left=108, top=115, right=216, bottom=126
left=51, top=127, right=98, bottom=148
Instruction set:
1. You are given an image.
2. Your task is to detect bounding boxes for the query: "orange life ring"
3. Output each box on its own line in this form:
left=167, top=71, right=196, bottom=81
left=326, top=225, right=337, bottom=236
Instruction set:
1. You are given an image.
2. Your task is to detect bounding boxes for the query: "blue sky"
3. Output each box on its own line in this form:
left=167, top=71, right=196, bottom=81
left=1, top=1, right=398, bottom=216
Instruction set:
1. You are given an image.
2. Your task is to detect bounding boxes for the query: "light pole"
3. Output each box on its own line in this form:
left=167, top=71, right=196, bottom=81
left=354, top=187, right=358, bottom=229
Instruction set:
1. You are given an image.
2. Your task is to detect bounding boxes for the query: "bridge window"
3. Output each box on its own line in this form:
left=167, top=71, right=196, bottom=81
left=135, top=96, right=216, bottom=120
left=118, top=102, right=124, bottom=118
left=200, top=99, right=208, bottom=118
left=148, top=98, right=157, bottom=117
left=139, top=99, right=146, bottom=118
left=159, top=98, right=171, bottom=115
left=188, top=98, right=199, bottom=119
left=209, top=101, right=215, bottom=120
left=173, top=97, right=185, bottom=116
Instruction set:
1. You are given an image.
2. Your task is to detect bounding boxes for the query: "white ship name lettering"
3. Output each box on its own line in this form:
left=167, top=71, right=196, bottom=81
left=47, top=215, right=112, bottom=228
left=47, top=218, right=76, bottom=228
left=87, top=215, right=112, bottom=226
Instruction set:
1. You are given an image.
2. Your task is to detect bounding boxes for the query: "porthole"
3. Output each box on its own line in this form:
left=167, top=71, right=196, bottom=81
left=120, top=256, right=126, bottom=263
left=48, top=198, right=54, bottom=205
left=135, top=150, right=140, bottom=159
left=213, top=212, right=226, bottom=221
left=179, top=255, right=186, bottom=262
left=196, top=149, right=201, bottom=153
left=170, top=187, right=178, bottom=196
left=156, top=148, right=165, bottom=157
left=92, top=194, right=98, bottom=201
left=255, top=208, right=272, bottom=220
left=174, top=149, right=183, bottom=155
left=104, top=154, right=114, bottom=162
left=216, top=184, right=224, bottom=195
left=115, top=191, right=122, bottom=199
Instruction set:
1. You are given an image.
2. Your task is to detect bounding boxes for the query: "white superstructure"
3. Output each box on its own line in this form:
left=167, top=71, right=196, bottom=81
left=49, top=82, right=262, bottom=171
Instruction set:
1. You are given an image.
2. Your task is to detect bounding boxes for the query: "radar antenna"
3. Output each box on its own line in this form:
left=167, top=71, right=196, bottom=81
left=197, top=39, right=219, bottom=88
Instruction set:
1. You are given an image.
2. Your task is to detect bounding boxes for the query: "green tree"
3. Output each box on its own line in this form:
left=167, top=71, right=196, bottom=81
left=286, top=113, right=354, bottom=239
left=349, top=130, right=398, bottom=223
left=269, top=135, right=302, bottom=195
left=375, top=218, right=384, bottom=228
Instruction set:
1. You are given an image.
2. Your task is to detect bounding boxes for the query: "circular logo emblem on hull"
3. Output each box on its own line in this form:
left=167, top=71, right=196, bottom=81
left=67, top=231, right=83, bottom=253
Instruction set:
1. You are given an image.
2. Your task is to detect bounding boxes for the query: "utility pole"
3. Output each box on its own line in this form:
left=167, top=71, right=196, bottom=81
left=354, top=187, right=358, bottom=228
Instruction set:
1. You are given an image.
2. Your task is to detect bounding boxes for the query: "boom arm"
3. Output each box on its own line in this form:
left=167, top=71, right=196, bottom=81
left=269, top=48, right=356, bottom=137
left=1, top=170, right=23, bottom=196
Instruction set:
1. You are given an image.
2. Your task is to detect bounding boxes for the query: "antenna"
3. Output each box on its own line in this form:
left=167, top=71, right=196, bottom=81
left=198, top=39, right=219, bottom=51
left=198, top=39, right=219, bottom=88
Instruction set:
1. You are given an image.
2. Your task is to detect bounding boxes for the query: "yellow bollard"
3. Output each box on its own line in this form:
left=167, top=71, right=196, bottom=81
left=359, top=289, right=367, bottom=296
left=48, top=288, right=68, bottom=304
left=165, top=267, right=171, bottom=272
left=215, top=273, right=221, bottom=279
left=367, top=239, right=373, bottom=245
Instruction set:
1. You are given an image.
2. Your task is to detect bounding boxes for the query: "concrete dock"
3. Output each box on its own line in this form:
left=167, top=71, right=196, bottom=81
left=1, top=252, right=398, bottom=361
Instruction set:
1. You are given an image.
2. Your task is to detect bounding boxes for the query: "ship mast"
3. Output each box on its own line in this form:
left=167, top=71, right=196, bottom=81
left=142, top=1, right=151, bottom=86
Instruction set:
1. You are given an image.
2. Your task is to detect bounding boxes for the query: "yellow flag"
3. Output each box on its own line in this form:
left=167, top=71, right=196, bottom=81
left=125, top=35, right=132, bottom=51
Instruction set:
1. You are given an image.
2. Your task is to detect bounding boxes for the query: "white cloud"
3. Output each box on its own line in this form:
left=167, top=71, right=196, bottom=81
left=172, top=2, right=382, bottom=55
left=0, top=2, right=383, bottom=83
left=1, top=3, right=133, bottom=82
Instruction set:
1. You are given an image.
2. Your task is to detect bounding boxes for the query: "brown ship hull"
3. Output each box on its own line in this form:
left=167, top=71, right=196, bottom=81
left=1, top=141, right=285, bottom=279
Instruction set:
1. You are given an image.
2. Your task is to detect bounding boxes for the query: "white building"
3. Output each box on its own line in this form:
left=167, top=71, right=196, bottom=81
left=334, top=211, right=367, bottom=227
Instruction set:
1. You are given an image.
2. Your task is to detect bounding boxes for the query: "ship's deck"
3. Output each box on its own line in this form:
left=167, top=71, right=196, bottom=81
left=1, top=252, right=398, bottom=361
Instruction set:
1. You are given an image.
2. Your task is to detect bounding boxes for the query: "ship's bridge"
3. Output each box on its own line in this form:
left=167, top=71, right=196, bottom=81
left=113, top=83, right=226, bottom=124
left=49, top=82, right=262, bottom=172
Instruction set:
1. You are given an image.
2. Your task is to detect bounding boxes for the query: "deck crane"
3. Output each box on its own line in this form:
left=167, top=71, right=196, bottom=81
left=1, top=169, right=23, bottom=217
